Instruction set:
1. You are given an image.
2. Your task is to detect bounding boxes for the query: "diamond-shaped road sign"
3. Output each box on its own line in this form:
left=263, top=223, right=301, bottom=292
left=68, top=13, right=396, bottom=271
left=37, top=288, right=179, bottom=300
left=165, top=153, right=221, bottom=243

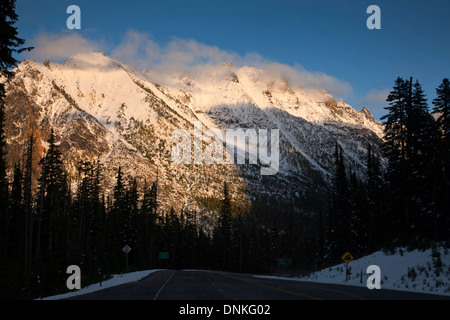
left=341, top=251, right=354, bottom=264
left=122, top=244, right=132, bottom=254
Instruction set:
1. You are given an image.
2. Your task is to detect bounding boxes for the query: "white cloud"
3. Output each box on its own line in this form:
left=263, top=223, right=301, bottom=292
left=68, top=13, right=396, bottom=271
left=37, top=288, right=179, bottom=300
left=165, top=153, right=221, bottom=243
left=257, top=62, right=353, bottom=97
left=110, top=30, right=160, bottom=70
left=111, top=31, right=238, bottom=73
left=360, top=88, right=389, bottom=105
left=30, top=32, right=101, bottom=61
left=29, top=30, right=353, bottom=98
left=110, top=30, right=352, bottom=97
left=359, top=88, right=390, bottom=120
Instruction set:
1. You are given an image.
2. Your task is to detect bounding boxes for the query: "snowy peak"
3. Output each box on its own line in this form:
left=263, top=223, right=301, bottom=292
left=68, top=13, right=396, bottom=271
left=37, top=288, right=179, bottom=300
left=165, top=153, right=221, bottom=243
left=61, top=52, right=122, bottom=70
left=3, top=52, right=384, bottom=213
left=146, top=60, right=383, bottom=138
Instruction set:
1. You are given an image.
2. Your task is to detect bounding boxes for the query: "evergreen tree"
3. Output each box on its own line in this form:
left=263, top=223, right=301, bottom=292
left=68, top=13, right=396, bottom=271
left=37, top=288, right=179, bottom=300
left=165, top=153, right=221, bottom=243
left=326, top=142, right=350, bottom=262
left=0, top=0, right=32, bottom=233
left=113, top=166, right=126, bottom=210
left=8, top=161, right=24, bottom=253
left=366, top=144, right=386, bottom=251
left=381, top=77, right=412, bottom=240
left=0, top=90, right=8, bottom=257
left=138, top=179, right=158, bottom=267
left=35, top=130, right=70, bottom=295
left=90, top=161, right=105, bottom=271
left=348, top=170, right=366, bottom=255
left=0, top=2, right=32, bottom=295
left=381, top=77, right=442, bottom=242
left=71, top=160, right=104, bottom=279
left=23, top=134, right=35, bottom=280
left=410, top=81, right=440, bottom=239
left=0, top=0, right=33, bottom=101
left=166, top=207, right=181, bottom=268
left=382, top=77, right=410, bottom=163
left=406, top=80, right=430, bottom=237
left=107, top=166, right=127, bottom=271
left=220, top=181, right=232, bottom=229
left=214, top=181, right=232, bottom=269
left=432, top=78, right=450, bottom=240
left=141, top=179, right=158, bottom=216
left=36, top=130, right=68, bottom=261
left=72, top=162, right=90, bottom=259
left=123, top=178, right=139, bottom=252
left=0, top=94, right=9, bottom=298
left=432, top=78, right=450, bottom=143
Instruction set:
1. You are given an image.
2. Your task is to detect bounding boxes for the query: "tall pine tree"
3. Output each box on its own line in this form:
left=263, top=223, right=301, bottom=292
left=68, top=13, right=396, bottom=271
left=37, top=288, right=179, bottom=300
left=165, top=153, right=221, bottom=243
left=0, top=0, right=32, bottom=298
left=326, top=142, right=350, bottom=263
left=35, top=130, right=70, bottom=296
left=381, top=77, right=412, bottom=241
left=0, top=83, right=9, bottom=298
left=410, top=81, right=440, bottom=239
left=432, top=78, right=450, bottom=240
left=214, top=181, right=232, bottom=269
left=36, top=129, right=69, bottom=263
left=0, top=88, right=8, bottom=251
left=382, top=77, right=441, bottom=242
left=366, top=144, right=386, bottom=251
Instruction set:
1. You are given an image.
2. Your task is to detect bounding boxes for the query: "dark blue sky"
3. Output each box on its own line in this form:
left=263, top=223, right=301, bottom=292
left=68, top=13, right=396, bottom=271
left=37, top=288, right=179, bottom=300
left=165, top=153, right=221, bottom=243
left=15, top=0, right=450, bottom=120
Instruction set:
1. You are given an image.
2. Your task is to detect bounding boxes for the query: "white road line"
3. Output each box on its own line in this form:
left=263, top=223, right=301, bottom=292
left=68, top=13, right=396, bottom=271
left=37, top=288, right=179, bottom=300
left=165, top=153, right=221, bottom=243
left=153, top=271, right=176, bottom=300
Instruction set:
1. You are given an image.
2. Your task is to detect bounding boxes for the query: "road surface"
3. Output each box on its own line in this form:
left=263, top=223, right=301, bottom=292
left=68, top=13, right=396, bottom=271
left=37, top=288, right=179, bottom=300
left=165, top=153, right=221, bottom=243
left=66, top=269, right=449, bottom=300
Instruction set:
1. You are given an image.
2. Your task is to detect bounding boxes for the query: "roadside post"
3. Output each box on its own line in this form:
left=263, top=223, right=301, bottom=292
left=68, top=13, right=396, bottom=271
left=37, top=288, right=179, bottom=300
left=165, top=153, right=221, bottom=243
left=122, top=244, right=132, bottom=273
left=159, top=251, right=169, bottom=268
left=341, top=251, right=354, bottom=282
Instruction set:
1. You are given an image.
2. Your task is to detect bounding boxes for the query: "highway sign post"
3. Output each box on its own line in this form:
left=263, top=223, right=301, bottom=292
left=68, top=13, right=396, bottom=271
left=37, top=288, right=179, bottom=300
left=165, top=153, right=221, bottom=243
left=159, top=251, right=169, bottom=260
left=341, top=251, right=353, bottom=282
left=276, top=258, right=292, bottom=266
left=123, top=245, right=132, bottom=273
left=159, top=251, right=169, bottom=268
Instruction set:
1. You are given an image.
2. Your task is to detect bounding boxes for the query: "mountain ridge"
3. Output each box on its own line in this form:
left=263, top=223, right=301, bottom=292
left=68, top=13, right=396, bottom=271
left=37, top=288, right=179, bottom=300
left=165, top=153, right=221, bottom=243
left=3, top=52, right=384, bottom=215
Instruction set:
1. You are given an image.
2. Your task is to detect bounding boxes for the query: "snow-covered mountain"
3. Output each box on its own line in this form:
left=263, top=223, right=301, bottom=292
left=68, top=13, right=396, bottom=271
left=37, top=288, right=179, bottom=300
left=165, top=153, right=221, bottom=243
left=3, top=52, right=384, bottom=213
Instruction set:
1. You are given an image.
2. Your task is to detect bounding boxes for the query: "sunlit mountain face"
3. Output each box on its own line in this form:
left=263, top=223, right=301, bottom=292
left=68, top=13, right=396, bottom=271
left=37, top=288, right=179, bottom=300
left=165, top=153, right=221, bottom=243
left=3, top=52, right=384, bottom=216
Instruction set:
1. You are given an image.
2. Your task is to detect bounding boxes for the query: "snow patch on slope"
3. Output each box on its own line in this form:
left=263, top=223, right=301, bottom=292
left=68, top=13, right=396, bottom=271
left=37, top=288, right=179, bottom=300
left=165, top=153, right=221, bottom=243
left=259, top=246, right=450, bottom=296
left=40, top=269, right=162, bottom=300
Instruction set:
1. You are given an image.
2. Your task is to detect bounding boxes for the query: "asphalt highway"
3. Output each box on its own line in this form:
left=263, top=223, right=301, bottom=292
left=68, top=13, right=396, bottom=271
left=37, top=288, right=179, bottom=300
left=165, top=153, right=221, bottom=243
left=66, top=269, right=449, bottom=300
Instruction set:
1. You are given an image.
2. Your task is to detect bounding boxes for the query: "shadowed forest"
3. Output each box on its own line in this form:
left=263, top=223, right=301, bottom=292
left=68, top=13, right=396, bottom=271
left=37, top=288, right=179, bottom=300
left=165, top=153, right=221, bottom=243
left=0, top=0, right=448, bottom=300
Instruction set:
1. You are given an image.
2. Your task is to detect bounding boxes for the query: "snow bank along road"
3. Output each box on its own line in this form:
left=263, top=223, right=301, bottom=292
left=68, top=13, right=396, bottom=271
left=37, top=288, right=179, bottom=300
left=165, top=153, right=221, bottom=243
left=64, top=269, right=449, bottom=300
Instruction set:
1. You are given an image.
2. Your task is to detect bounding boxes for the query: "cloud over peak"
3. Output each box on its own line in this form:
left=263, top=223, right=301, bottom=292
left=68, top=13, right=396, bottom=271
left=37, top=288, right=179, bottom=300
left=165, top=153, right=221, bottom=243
left=31, top=32, right=102, bottom=61
left=29, top=30, right=352, bottom=98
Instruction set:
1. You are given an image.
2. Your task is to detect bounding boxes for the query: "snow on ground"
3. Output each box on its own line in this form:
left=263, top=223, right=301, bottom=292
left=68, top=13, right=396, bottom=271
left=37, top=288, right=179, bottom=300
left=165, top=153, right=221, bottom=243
left=40, top=246, right=449, bottom=299
left=256, top=246, right=450, bottom=296
left=40, top=269, right=162, bottom=300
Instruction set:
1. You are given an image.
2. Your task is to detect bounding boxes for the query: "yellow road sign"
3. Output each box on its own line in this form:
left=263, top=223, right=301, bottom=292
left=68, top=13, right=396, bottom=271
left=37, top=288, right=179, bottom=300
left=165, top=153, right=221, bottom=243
left=341, top=252, right=354, bottom=264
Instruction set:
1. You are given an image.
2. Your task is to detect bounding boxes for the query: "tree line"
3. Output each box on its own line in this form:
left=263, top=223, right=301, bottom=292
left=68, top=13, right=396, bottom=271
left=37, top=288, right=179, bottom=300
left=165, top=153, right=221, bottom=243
left=0, top=76, right=448, bottom=299
left=325, top=77, right=449, bottom=261
left=0, top=125, right=327, bottom=298
left=1, top=0, right=448, bottom=301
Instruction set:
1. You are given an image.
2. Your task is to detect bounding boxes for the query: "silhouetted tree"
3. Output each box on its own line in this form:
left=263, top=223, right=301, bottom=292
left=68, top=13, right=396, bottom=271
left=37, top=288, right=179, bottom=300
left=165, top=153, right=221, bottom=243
left=0, top=0, right=33, bottom=99
left=214, top=181, right=232, bottom=269
left=35, top=130, right=69, bottom=295
left=432, top=78, right=450, bottom=240
left=326, top=143, right=350, bottom=262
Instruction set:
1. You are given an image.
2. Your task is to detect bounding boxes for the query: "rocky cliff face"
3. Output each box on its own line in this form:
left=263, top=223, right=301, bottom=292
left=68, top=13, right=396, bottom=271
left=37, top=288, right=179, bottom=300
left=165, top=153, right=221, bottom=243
left=2, top=52, right=384, bottom=215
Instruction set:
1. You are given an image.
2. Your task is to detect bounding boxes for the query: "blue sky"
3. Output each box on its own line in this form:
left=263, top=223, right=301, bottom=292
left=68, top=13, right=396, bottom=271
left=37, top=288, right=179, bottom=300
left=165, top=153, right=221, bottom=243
left=14, top=0, right=450, bottom=120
